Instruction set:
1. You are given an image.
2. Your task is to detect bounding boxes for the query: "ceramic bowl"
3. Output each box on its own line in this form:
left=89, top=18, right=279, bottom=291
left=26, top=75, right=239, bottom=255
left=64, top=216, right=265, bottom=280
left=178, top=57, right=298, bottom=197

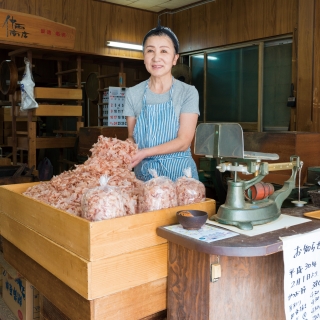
left=176, top=210, right=208, bottom=230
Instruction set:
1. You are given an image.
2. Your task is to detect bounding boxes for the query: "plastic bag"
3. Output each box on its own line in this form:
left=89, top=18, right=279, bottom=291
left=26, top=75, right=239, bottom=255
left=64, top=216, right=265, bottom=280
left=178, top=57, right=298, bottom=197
left=107, top=174, right=141, bottom=215
left=37, top=157, right=53, bottom=181
left=139, top=169, right=177, bottom=212
left=81, top=175, right=126, bottom=221
left=20, top=57, right=38, bottom=110
left=176, top=167, right=206, bottom=206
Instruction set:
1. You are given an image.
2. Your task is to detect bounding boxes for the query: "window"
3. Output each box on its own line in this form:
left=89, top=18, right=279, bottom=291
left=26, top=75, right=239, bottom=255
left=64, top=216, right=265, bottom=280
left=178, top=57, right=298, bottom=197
left=189, top=38, right=292, bottom=131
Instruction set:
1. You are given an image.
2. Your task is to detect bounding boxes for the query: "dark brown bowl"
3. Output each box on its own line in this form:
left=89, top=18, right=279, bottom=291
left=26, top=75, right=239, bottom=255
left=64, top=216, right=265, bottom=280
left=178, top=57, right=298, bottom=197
left=176, top=210, right=208, bottom=230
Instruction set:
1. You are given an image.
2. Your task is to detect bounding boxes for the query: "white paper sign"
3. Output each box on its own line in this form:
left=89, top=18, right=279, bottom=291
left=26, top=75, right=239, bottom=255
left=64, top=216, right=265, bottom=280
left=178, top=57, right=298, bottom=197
left=164, top=223, right=238, bottom=243
left=281, top=228, right=320, bottom=320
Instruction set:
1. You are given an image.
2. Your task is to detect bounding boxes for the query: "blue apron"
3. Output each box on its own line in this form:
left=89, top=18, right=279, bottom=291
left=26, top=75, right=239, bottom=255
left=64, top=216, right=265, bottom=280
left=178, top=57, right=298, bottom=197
left=133, top=78, right=199, bottom=182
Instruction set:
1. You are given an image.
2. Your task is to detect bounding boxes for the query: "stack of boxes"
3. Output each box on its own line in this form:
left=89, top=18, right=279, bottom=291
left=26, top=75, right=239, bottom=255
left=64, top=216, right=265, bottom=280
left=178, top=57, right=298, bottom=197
left=0, top=251, right=40, bottom=320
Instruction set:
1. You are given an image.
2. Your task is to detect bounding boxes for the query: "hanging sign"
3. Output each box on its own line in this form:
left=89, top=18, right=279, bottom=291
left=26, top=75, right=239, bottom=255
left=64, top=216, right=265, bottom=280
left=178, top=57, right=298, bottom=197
left=281, top=229, right=320, bottom=320
left=0, top=9, right=76, bottom=49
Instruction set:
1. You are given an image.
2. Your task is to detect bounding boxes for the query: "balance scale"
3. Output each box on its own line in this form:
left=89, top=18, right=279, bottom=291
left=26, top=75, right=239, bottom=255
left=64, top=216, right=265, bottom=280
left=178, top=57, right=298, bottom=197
left=194, top=123, right=301, bottom=230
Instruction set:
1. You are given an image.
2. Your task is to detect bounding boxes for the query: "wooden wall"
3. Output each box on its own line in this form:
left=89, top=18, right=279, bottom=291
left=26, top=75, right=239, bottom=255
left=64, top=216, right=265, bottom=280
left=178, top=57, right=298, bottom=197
left=0, top=0, right=318, bottom=132
left=168, top=0, right=297, bottom=52
left=0, top=0, right=157, bottom=59
left=165, top=0, right=317, bottom=133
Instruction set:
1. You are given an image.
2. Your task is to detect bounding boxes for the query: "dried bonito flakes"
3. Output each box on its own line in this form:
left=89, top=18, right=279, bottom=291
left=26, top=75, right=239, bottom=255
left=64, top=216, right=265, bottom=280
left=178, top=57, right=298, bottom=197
left=23, top=136, right=139, bottom=218
left=23, top=137, right=206, bottom=221
left=175, top=167, right=206, bottom=206
left=178, top=211, right=194, bottom=217
left=139, top=169, right=178, bottom=212
left=81, top=175, right=126, bottom=221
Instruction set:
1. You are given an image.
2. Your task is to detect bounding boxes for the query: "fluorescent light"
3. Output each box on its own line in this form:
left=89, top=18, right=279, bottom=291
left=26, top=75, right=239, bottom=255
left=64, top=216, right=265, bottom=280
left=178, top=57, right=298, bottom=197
left=193, top=55, right=218, bottom=60
left=106, top=41, right=143, bottom=51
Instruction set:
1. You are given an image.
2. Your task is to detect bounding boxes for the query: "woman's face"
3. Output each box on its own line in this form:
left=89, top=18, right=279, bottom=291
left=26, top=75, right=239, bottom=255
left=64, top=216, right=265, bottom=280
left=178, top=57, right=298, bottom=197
left=143, top=34, right=179, bottom=78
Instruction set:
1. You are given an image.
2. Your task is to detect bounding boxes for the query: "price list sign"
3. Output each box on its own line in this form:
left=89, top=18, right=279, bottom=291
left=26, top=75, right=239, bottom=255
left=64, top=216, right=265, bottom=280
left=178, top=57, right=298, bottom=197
left=281, top=229, right=320, bottom=320
left=108, top=86, right=127, bottom=127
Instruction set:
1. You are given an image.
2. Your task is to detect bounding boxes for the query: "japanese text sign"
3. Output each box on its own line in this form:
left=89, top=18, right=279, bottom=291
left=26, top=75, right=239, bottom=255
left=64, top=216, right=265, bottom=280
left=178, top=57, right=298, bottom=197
left=281, top=228, right=320, bottom=320
left=0, top=9, right=75, bottom=49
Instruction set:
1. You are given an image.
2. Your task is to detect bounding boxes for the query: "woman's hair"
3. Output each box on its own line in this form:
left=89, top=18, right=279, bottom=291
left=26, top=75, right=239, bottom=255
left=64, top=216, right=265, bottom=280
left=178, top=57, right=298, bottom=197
left=142, top=25, right=179, bottom=54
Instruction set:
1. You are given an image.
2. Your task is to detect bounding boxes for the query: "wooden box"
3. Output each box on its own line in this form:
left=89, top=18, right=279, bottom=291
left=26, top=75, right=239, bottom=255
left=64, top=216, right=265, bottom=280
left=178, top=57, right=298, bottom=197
left=243, top=131, right=320, bottom=185
left=0, top=183, right=215, bottom=304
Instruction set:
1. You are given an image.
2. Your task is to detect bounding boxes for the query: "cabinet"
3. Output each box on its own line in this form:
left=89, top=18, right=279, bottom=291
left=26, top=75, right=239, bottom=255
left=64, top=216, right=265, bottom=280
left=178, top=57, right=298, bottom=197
left=7, top=49, right=84, bottom=174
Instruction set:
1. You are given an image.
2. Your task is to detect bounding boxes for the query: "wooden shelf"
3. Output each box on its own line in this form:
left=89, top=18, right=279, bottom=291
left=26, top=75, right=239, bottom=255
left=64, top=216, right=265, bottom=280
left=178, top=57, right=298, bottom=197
left=7, top=136, right=77, bottom=150
left=33, top=105, right=82, bottom=117
left=55, top=68, right=83, bottom=76
left=14, top=87, right=83, bottom=101
left=8, top=51, right=84, bottom=173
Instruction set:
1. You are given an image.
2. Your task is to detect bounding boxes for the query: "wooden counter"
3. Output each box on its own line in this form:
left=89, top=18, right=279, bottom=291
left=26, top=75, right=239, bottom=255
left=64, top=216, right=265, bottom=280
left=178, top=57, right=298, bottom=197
left=157, top=205, right=320, bottom=320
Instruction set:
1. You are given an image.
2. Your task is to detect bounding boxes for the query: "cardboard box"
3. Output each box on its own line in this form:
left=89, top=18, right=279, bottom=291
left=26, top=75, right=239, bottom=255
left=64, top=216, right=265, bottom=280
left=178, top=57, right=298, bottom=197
left=0, top=182, right=216, bottom=301
left=2, top=269, right=40, bottom=320
left=0, top=295, right=18, bottom=320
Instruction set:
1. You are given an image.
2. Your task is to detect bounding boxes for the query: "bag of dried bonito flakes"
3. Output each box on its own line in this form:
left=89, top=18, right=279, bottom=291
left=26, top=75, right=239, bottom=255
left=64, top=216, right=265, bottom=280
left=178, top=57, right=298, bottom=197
left=175, top=167, right=206, bottom=206
left=81, top=175, right=126, bottom=221
left=139, top=169, right=177, bottom=212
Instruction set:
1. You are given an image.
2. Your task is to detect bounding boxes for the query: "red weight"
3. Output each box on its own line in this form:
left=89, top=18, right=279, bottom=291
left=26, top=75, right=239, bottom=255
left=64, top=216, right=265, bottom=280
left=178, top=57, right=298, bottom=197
left=246, top=182, right=275, bottom=201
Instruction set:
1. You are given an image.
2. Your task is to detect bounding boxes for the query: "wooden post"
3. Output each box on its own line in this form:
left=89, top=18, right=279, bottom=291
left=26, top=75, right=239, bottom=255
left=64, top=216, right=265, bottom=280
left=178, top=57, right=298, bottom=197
left=76, top=55, right=83, bottom=129
left=98, top=64, right=104, bottom=126
left=290, top=26, right=298, bottom=131
left=119, top=61, right=126, bottom=87
left=10, top=55, right=17, bottom=165
left=296, top=0, right=314, bottom=131
left=26, top=50, right=35, bottom=168
left=313, top=0, right=320, bottom=132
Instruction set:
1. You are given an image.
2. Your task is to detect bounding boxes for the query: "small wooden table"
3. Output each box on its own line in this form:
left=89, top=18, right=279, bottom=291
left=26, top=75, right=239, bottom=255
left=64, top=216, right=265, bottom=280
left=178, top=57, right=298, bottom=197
left=157, top=205, right=320, bottom=320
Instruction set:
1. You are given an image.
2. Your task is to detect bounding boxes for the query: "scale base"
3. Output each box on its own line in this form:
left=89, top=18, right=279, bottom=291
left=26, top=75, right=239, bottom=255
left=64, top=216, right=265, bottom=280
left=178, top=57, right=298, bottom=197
left=212, top=200, right=281, bottom=230
left=291, top=200, right=307, bottom=207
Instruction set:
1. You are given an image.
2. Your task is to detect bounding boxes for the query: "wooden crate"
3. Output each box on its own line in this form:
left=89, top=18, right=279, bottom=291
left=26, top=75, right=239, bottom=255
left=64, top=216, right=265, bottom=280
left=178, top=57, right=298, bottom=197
left=2, top=238, right=167, bottom=320
left=0, top=183, right=215, bottom=302
left=243, top=131, right=320, bottom=185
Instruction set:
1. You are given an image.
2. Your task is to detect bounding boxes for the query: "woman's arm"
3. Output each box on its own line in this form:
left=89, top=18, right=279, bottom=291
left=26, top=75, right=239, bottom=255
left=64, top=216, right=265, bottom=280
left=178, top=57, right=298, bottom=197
left=131, top=113, right=198, bottom=168
left=126, top=116, right=136, bottom=143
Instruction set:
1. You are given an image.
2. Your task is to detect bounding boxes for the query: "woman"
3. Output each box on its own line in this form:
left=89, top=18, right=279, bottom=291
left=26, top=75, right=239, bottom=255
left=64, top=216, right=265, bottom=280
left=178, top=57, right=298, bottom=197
left=123, top=25, right=199, bottom=182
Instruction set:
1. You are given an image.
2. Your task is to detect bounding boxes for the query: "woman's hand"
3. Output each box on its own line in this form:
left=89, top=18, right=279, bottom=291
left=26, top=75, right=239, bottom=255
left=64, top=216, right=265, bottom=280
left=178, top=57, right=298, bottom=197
left=131, top=148, right=149, bottom=168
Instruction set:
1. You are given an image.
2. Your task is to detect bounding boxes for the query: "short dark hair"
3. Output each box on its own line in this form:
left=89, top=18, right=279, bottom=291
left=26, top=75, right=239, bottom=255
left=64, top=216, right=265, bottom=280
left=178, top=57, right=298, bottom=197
left=142, top=26, right=179, bottom=54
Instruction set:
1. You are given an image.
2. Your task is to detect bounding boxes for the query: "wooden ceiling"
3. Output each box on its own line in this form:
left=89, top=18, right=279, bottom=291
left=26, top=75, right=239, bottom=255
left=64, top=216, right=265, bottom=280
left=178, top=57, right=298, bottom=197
left=93, top=0, right=215, bottom=13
